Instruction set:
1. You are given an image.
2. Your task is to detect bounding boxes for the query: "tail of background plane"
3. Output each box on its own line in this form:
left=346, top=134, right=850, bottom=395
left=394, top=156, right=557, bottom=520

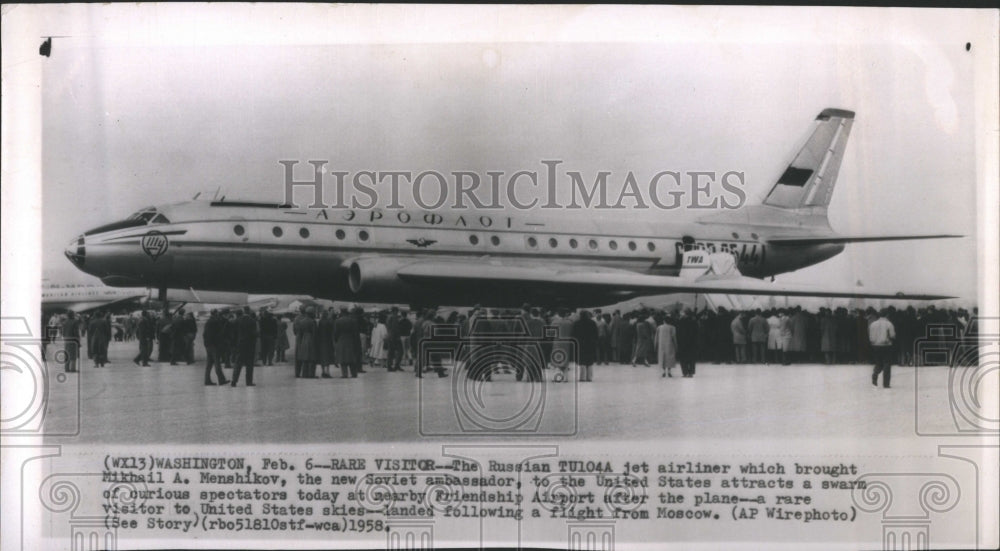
left=761, top=108, right=855, bottom=213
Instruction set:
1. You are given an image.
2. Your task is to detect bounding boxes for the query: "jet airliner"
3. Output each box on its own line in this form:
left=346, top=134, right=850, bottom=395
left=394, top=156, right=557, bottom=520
left=64, top=109, right=959, bottom=307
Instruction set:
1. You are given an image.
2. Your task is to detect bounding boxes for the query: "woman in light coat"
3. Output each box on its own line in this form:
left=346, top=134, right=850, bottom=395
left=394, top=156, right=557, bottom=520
left=655, top=314, right=677, bottom=378
left=369, top=313, right=389, bottom=368
left=767, top=309, right=782, bottom=363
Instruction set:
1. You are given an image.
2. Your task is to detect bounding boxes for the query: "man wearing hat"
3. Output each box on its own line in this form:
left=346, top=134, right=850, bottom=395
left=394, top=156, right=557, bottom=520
left=232, top=306, right=258, bottom=387
left=334, top=306, right=362, bottom=378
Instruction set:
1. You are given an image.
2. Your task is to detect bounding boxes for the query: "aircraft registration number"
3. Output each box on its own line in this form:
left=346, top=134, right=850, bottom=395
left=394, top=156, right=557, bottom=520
left=675, top=241, right=766, bottom=266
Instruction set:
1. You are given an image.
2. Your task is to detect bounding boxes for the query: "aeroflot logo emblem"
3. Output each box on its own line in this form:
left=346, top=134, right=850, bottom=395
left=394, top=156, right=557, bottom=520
left=141, top=231, right=169, bottom=261
left=406, top=238, right=437, bottom=248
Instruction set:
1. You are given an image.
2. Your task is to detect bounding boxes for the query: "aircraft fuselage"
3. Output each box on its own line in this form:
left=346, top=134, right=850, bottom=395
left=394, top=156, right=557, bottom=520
left=65, top=201, right=843, bottom=307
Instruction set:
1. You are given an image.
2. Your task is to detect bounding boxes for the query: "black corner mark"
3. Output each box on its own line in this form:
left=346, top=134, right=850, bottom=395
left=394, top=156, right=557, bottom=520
left=40, top=37, right=52, bottom=57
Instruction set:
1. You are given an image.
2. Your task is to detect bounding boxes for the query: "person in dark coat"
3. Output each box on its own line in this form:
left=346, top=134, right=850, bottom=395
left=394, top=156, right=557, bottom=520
left=232, top=307, right=258, bottom=387
left=87, top=311, right=111, bottom=367
left=610, top=311, right=629, bottom=364
left=523, top=307, right=545, bottom=383
left=385, top=306, right=404, bottom=372
left=631, top=314, right=653, bottom=366
left=676, top=309, right=699, bottom=377
left=182, top=312, right=197, bottom=364
left=458, top=308, right=481, bottom=379
left=895, top=306, right=916, bottom=366
left=334, top=307, right=362, bottom=378
left=399, top=312, right=413, bottom=367
left=595, top=311, right=610, bottom=365
left=61, top=311, right=83, bottom=373
left=133, top=311, right=154, bottom=366
left=819, top=308, right=838, bottom=364
left=788, top=307, right=809, bottom=363
left=356, top=312, right=371, bottom=373
left=572, top=310, right=598, bottom=382
left=411, top=309, right=428, bottom=378
left=316, top=309, right=335, bottom=378
left=223, top=311, right=238, bottom=368
left=156, top=312, right=172, bottom=363
left=698, top=310, right=715, bottom=363
left=293, top=307, right=317, bottom=378
left=550, top=309, right=575, bottom=381
left=202, top=309, right=229, bottom=386
left=714, top=308, right=733, bottom=363
left=855, top=310, right=872, bottom=364
left=169, top=310, right=187, bottom=365
left=275, top=316, right=290, bottom=363
left=836, top=308, right=855, bottom=362
left=258, top=308, right=278, bottom=366
left=748, top=310, right=769, bottom=364
left=421, top=309, right=447, bottom=378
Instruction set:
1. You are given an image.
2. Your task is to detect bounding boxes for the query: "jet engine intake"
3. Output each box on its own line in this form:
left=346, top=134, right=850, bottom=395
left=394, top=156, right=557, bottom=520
left=346, top=257, right=414, bottom=300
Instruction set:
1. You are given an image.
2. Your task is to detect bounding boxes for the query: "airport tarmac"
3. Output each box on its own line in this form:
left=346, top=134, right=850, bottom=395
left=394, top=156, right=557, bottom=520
left=39, top=339, right=962, bottom=443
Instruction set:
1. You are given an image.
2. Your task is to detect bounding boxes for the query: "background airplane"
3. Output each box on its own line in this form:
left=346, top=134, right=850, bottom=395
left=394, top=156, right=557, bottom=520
left=42, top=278, right=250, bottom=315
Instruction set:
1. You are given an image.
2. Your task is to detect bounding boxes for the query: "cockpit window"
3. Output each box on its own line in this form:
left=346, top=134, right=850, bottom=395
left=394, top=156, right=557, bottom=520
left=127, top=207, right=158, bottom=223
left=84, top=207, right=166, bottom=235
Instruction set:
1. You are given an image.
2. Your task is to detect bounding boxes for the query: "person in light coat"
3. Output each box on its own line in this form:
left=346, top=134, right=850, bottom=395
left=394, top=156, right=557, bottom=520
left=767, top=310, right=782, bottom=364
left=730, top=312, right=748, bottom=364
left=655, top=313, right=678, bottom=378
left=369, top=313, right=389, bottom=368
left=779, top=310, right=793, bottom=365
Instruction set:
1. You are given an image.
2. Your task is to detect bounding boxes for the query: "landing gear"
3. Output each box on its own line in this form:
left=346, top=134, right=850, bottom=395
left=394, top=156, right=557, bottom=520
left=159, top=285, right=169, bottom=316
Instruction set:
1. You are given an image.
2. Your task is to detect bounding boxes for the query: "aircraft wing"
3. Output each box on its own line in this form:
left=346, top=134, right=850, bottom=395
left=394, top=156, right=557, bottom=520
left=42, top=292, right=148, bottom=314
left=56, top=297, right=145, bottom=313
left=767, top=234, right=961, bottom=246
left=396, top=259, right=953, bottom=300
left=166, top=289, right=249, bottom=305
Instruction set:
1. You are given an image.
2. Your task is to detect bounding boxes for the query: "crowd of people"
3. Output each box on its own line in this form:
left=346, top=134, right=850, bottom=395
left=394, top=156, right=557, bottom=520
left=44, top=303, right=980, bottom=389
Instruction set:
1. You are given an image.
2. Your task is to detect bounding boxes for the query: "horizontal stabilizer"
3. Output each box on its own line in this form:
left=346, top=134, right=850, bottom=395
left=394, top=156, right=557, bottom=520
left=768, top=234, right=962, bottom=246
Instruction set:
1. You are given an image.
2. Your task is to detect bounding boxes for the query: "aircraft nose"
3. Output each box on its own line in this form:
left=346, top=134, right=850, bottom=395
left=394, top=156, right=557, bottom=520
left=64, top=235, right=86, bottom=267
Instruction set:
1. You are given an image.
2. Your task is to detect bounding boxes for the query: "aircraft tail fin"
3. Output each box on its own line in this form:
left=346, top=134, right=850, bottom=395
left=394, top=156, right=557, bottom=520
left=762, top=108, right=854, bottom=213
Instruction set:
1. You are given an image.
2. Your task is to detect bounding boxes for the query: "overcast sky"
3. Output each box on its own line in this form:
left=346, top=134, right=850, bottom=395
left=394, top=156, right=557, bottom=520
left=37, top=5, right=987, bottom=303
